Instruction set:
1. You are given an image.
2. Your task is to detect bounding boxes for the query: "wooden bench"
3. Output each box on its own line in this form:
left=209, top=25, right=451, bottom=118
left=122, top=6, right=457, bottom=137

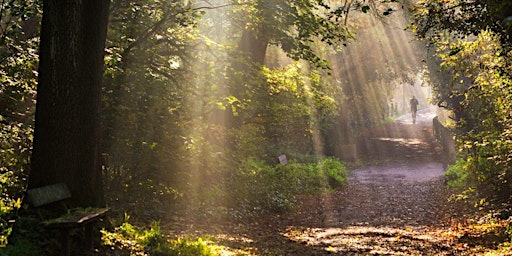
left=26, top=183, right=109, bottom=256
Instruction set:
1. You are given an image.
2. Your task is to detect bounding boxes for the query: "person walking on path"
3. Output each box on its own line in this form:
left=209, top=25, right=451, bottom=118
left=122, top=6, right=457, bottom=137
left=410, top=95, right=419, bottom=124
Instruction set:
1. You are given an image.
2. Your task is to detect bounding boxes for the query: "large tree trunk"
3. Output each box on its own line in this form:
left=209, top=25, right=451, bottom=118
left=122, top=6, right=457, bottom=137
left=238, top=28, right=269, bottom=65
left=29, top=0, right=110, bottom=207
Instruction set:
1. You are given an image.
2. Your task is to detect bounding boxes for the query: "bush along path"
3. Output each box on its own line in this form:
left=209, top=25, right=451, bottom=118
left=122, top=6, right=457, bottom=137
left=154, top=107, right=511, bottom=255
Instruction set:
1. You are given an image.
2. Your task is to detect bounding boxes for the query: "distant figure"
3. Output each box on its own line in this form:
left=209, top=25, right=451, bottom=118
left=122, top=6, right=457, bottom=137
left=410, top=95, right=419, bottom=124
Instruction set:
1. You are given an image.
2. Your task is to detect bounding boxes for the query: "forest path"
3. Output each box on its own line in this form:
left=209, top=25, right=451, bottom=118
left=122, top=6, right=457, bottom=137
left=167, top=108, right=491, bottom=255
left=265, top=107, right=475, bottom=255
left=208, top=107, right=481, bottom=255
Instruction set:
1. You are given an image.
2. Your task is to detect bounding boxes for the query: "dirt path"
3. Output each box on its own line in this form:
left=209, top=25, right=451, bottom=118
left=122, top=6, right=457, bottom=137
left=168, top=108, right=489, bottom=255
left=207, top=108, right=480, bottom=255
left=250, top=108, right=474, bottom=255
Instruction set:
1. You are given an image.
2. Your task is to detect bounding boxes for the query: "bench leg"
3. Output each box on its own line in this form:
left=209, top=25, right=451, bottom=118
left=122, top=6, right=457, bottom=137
left=59, top=226, right=96, bottom=256
left=85, top=224, right=94, bottom=251
left=60, top=229, right=71, bottom=256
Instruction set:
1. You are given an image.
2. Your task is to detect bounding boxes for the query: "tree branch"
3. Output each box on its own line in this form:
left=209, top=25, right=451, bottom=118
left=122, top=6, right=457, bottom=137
left=191, top=3, right=245, bottom=11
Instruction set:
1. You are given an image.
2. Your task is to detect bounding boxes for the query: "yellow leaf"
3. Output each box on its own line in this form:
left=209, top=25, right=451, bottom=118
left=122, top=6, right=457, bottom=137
left=13, top=198, right=22, bottom=209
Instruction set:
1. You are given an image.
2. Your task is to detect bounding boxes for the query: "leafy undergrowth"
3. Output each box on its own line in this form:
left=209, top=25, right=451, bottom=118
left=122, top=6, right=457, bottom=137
left=100, top=216, right=218, bottom=256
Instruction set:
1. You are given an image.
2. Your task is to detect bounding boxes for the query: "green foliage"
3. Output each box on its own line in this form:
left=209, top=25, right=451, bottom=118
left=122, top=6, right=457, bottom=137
left=410, top=0, right=512, bottom=41
left=0, top=238, right=40, bottom=256
left=103, top=164, right=184, bottom=218
left=101, top=217, right=216, bottom=256
left=1, top=216, right=52, bottom=256
left=0, top=124, right=29, bottom=245
left=228, top=157, right=347, bottom=215
left=228, top=62, right=339, bottom=163
left=0, top=0, right=40, bottom=247
left=101, top=0, right=203, bottom=217
left=445, top=158, right=471, bottom=192
left=318, top=157, right=347, bottom=188
left=232, top=0, right=402, bottom=68
left=434, top=30, right=512, bottom=204
left=231, top=0, right=350, bottom=68
left=166, top=238, right=214, bottom=256
left=99, top=0, right=383, bottom=225
left=412, top=0, right=512, bottom=207
left=102, top=0, right=323, bottom=223
left=0, top=197, right=21, bottom=246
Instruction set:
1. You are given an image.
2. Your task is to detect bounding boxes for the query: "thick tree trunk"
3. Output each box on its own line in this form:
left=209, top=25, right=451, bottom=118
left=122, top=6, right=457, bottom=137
left=29, top=0, right=110, bottom=207
left=238, top=28, right=269, bottom=65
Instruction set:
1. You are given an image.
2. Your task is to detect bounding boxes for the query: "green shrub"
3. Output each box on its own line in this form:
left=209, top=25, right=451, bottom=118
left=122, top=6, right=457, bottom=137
left=166, top=238, right=214, bottom=256
left=231, top=158, right=294, bottom=214
left=318, top=157, right=347, bottom=188
left=445, top=155, right=506, bottom=203
left=445, top=158, right=471, bottom=191
left=0, top=122, right=32, bottom=247
left=0, top=238, right=40, bottom=256
left=228, top=157, right=347, bottom=215
left=101, top=217, right=217, bottom=256
left=1, top=216, right=50, bottom=256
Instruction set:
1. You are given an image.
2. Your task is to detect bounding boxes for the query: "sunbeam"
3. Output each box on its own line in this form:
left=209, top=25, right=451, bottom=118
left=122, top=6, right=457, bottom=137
left=5, top=0, right=512, bottom=255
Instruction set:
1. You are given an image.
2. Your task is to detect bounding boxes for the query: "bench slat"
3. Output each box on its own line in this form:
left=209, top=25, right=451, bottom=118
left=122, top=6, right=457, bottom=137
left=43, top=208, right=110, bottom=228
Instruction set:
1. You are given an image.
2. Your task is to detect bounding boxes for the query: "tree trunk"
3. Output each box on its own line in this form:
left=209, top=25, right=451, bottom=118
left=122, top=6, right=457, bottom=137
left=238, top=28, right=269, bottom=65
left=29, top=0, right=110, bottom=207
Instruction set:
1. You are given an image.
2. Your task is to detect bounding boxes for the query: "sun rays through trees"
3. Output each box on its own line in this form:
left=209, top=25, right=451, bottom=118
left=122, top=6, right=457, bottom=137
left=5, top=0, right=512, bottom=255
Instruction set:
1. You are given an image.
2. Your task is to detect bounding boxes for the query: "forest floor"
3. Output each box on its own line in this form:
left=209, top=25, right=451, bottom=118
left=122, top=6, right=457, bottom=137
left=166, top=108, right=510, bottom=255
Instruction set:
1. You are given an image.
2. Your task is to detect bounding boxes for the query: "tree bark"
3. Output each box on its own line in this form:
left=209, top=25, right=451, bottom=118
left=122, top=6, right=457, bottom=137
left=29, top=0, right=110, bottom=207
left=238, top=28, right=269, bottom=65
